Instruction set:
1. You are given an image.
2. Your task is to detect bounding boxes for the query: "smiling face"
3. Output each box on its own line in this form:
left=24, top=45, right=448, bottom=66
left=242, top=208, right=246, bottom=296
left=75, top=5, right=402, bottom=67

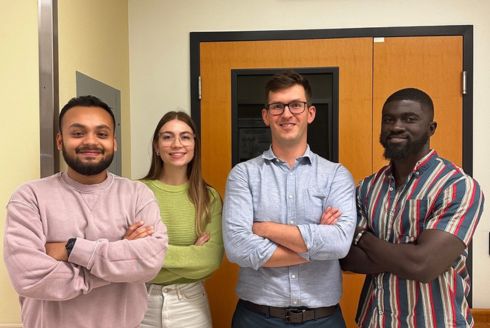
left=380, top=99, right=436, bottom=161
left=156, top=119, right=195, bottom=172
left=56, top=106, right=116, bottom=183
left=262, top=84, right=316, bottom=151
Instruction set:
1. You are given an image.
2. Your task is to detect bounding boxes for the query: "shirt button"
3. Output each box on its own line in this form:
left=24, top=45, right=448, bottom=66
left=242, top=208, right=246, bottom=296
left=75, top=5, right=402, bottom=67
left=290, top=220, right=295, bottom=224
left=293, top=301, right=298, bottom=305
left=291, top=274, right=296, bottom=279
left=378, top=310, right=383, bottom=315
left=389, top=187, right=394, bottom=191
left=288, top=195, right=293, bottom=199
left=163, top=288, right=168, bottom=293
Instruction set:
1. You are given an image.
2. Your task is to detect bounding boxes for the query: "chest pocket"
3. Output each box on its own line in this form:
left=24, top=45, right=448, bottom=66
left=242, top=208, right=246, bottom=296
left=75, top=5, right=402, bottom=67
left=393, top=198, right=430, bottom=243
left=303, top=187, right=326, bottom=224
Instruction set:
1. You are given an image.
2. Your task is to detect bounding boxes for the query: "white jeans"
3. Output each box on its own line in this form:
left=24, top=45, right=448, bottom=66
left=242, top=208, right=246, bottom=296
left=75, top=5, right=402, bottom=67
left=140, top=282, right=212, bottom=328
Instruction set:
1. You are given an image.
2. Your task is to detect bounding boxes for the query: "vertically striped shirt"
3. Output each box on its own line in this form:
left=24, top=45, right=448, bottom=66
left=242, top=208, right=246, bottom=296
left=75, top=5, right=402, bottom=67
left=356, top=150, right=484, bottom=328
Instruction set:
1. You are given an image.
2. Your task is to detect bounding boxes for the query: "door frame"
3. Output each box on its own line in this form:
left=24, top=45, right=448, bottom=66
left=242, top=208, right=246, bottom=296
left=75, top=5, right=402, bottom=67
left=190, top=24, right=475, bottom=303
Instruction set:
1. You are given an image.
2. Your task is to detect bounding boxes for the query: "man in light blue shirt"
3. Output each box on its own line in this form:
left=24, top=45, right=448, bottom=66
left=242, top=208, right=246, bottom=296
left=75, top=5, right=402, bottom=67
left=223, top=71, right=356, bottom=327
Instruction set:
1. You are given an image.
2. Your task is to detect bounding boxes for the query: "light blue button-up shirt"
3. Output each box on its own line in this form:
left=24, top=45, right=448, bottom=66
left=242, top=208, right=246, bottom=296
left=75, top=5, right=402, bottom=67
left=223, top=146, right=356, bottom=308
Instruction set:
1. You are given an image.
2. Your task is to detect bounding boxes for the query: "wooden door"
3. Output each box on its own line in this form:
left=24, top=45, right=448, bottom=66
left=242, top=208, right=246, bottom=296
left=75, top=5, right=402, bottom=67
left=198, top=36, right=463, bottom=328
left=373, top=36, right=463, bottom=168
left=200, top=38, right=373, bottom=328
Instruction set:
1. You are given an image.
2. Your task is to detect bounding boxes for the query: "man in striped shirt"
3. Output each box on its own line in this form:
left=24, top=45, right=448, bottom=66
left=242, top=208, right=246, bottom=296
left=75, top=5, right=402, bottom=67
left=341, top=88, right=484, bottom=327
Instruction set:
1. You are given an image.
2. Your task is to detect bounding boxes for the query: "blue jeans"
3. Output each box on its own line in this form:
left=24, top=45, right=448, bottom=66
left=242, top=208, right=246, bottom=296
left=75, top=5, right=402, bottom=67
left=231, top=300, right=346, bottom=327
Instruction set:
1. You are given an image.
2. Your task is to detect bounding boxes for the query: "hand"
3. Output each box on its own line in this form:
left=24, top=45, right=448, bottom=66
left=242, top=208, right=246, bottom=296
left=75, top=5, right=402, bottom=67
left=123, top=220, right=154, bottom=240
left=45, top=242, right=68, bottom=261
left=194, top=232, right=210, bottom=246
left=320, top=207, right=341, bottom=225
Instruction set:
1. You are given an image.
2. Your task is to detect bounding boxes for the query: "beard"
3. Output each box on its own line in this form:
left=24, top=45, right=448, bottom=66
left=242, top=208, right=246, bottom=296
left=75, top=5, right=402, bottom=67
left=380, top=131, right=430, bottom=160
left=62, top=144, right=113, bottom=176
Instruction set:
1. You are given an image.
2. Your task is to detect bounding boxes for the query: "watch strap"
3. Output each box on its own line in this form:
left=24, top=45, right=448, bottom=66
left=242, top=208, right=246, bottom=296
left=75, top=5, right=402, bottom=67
left=65, top=238, right=77, bottom=257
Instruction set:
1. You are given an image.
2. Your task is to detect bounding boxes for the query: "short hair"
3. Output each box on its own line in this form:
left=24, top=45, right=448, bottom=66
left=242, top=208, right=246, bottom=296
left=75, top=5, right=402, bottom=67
left=59, top=95, right=116, bottom=131
left=383, top=88, right=434, bottom=120
left=265, top=70, right=312, bottom=104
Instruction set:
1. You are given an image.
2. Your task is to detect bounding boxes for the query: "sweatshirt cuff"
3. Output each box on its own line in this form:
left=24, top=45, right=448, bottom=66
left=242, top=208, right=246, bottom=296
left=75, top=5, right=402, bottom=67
left=68, top=237, right=99, bottom=269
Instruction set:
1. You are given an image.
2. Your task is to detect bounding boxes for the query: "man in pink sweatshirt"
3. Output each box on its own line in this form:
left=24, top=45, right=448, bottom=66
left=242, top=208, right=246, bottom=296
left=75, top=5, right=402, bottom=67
left=3, top=95, right=168, bottom=328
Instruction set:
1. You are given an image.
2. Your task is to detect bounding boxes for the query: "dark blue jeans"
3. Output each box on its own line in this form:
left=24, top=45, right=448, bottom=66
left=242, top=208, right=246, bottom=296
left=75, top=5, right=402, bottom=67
left=231, top=300, right=346, bottom=328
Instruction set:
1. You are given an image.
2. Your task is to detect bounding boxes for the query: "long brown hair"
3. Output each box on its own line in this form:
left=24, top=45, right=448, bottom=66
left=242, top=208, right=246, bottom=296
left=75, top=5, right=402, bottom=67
left=143, top=111, right=213, bottom=235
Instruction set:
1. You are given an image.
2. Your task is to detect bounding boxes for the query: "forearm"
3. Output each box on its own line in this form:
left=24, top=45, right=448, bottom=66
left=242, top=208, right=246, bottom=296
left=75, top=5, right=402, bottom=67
left=340, top=244, right=384, bottom=274
left=254, top=222, right=307, bottom=253
left=357, top=233, right=424, bottom=280
left=4, top=202, right=110, bottom=300
left=262, top=245, right=309, bottom=267
left=69, top=229, right=168, bottom=283
left=163, top=242, right=224, bottom=279
left=5, top=245, right=110, bottom=300
left=358, top=231, right=464, bottom=283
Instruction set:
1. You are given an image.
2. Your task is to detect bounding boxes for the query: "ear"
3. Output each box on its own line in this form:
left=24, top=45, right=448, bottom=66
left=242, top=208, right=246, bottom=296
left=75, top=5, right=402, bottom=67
left=56, top=132, right=63, bottom=150
left=153, top=142, right=160, bottom=156
left=113, top=137, right=118, bottom=152
left=262, top=108, right=270, bottom=127
left=429, top=121, right=437, bottom=136
left=307, top=105, right=316, bottom=124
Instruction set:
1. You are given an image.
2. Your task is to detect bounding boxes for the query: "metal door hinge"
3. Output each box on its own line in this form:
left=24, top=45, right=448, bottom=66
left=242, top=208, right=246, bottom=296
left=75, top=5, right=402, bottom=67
left=198, top=75, right=202, bottom=100
left=462, top=71, right=467, bottom=95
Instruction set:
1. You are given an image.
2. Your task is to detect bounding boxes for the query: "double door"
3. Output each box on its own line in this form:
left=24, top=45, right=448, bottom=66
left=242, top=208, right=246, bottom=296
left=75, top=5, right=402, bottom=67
left=198, top=35, right=463, bottom=328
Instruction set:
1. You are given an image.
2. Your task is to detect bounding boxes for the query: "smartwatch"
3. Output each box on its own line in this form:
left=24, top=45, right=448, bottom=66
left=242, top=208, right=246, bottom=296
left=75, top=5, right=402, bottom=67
left=65, top=238, right=77, bottom=257
left=353, top=230, right=366, bottom=246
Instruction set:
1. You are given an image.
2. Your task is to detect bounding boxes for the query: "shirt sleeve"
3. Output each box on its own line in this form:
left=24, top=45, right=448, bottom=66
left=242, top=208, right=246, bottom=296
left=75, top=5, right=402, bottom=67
left=223, top=164, right=278, bottom=270
left=297, top=165, right=357, bottom=260
left=4, top=197, right=110, bottom=301
left=356, top=179, right=370, bottom=230
left=425, top=175, right=484, bottom=246
left=68, top=184, right=168, bottom=283
left=163, top=190, right=224, bottom=280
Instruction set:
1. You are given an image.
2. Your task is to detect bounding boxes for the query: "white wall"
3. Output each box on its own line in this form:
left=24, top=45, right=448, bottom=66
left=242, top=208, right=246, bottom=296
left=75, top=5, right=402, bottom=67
left=128, top=0, right=490, bottom=307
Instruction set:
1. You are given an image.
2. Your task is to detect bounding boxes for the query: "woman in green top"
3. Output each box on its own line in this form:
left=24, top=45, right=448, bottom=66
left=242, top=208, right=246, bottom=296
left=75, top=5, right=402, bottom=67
left=141, top=111, right=223, bottom=328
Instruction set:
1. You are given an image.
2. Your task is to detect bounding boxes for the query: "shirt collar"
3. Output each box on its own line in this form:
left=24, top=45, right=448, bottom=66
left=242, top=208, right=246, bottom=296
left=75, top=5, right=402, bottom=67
left=262, top=145, right=313, bottom=165
left=386, top=149, right=438, bottom=177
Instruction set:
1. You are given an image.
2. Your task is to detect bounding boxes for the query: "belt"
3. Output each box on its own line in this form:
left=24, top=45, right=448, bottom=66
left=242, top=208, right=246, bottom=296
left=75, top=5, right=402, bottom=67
left=240, top=299, right=338, bottom=324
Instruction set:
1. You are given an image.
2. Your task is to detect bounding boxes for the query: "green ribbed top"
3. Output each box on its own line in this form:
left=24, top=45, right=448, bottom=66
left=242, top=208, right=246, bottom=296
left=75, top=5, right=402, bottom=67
left=143, top=180, right=223, bottom=285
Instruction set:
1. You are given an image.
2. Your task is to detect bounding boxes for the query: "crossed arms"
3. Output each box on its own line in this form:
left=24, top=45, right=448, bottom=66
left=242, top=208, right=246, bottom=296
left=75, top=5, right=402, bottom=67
left=340, top=229, right=465, bottom=283
left=340, top=176, right=484, bottom=283
left=252, top=208, right=341, bottom=267
left=222, top=163, right=357, bottom=269
left=4, top=186, right=168, bottom=301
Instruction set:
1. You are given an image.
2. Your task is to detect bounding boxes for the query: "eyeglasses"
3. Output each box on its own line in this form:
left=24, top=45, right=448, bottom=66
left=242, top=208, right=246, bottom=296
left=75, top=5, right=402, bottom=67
left=266, top=101, right=308, bottom=115
left=159, top=132, right=195, bottom=146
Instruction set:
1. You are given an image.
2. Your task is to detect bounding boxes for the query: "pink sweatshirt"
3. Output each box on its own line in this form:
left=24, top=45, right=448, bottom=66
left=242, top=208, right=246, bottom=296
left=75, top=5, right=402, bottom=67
left=3, top=172, right=168, bottom=328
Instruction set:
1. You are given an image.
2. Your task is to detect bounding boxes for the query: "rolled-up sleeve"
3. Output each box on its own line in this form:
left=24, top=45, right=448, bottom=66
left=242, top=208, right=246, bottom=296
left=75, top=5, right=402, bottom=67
left=297, top=165, right=357, bottom=260
left=222, top=164, right=277, bottom=270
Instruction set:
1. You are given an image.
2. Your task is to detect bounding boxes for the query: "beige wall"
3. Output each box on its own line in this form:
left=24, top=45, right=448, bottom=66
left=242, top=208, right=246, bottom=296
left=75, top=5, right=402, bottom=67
left=0, top=0, right=130, bottom=325
left=1, top=1, right=488, bottom=326
left=128, top=0, right=490, bottom=307
left=58, top=0, right=131, bottom=176
left=0, top=1, right=39, bottom=326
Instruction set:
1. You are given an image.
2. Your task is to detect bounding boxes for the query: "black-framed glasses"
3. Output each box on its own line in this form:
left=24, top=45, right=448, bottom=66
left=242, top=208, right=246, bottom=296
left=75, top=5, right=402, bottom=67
left=266, top=101, right=308, bottom=115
